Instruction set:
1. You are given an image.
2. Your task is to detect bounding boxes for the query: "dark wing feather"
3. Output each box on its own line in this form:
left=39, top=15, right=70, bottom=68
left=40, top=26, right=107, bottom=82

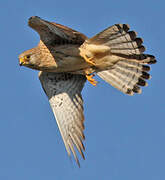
left=28, top=16, right=87, bottom=45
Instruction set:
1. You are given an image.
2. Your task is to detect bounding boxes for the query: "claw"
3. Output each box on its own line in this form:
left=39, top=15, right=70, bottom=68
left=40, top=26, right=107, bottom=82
left=83, top=55, right=96, bottom=66
left=86, top=74, right=97, bottom=86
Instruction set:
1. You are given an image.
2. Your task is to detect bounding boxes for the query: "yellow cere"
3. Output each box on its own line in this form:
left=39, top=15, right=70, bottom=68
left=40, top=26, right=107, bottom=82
left=19, top=56, right=29, bottom=65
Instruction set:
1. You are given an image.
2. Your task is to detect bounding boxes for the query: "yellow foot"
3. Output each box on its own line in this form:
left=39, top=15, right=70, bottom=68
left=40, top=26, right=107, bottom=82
left=83, top=55, right=96, bottom=66
left=86, top=74, right=97, bottom=86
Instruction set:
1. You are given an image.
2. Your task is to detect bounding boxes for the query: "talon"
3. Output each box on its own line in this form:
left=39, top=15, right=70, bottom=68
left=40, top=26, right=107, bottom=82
left=86, top=74, right=97, bottom=86
left=83, top=55, right=96, bottom=66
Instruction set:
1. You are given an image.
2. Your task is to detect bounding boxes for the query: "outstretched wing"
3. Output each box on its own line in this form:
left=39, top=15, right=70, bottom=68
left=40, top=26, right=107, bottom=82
left=39, top=72, right=86, bottom=166
left=28, top=16, right=87, bottom=45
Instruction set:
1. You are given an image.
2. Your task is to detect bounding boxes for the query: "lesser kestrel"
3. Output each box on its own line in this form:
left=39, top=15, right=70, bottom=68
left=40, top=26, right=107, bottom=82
left=19, top=16, right=156, bottom=166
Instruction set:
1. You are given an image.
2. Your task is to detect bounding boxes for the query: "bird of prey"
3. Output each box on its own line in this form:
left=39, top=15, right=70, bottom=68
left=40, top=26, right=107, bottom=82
left=19, top=16, right=156, bottom=166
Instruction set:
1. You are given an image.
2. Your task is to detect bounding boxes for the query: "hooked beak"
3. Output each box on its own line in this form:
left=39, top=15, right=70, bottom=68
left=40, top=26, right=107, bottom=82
left=19, top=62, right=23, bottom=66
left=19, top=58, right=25, bottom=66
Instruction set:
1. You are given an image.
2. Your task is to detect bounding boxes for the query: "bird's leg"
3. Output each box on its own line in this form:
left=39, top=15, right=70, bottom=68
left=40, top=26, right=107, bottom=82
left=86, top=74, right=97, bottom=86
left=83, top=55, right=96, bottom=66
left=85, top=70, right=97, bottom=86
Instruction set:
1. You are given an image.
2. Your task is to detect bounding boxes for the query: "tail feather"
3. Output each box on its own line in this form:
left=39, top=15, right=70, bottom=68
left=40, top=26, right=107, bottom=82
left=97, top=59, right=151, bottom=95
left=110, top=45, right=145, bottom=55
left=105, top=31, right=138, bottom=45
left=87, top=25, right=146, bottom=56
left=115, top=61, right=151, bottom=79
left=89, top=24, right=130, bottom=44
left=97, top=69, right=133, bottom=95
left=108, top=38, right=143, bottom=49
left=80, top=24, right=156, bottom=95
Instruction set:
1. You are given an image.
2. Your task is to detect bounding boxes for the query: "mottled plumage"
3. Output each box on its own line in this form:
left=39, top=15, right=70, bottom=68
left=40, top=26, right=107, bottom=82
left=39, top=72, right=86, bottom=166
left=19, top=16, right=156, bottom=166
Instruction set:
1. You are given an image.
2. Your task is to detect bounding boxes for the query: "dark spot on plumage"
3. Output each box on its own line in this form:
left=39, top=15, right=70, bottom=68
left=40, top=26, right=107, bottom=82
left=150, top=59, right=157, bottom=64
left=132, top=85, right=141, bottom=93
left=48, top=76, right=55, bottom=82
left=147, top=54, right=155, bottom=58
left=137, top=78, right=146, bottom=86
left=146, top=55, right=157, bottom=64
left=49, top=73, right=73, bottom=82
left=135, top=54, right=156, bottom=64
left=126, top=88, right=132, bottom=94
left=123, top=24, right=130, bottom=32
left=142, top=65, right=150, bottom=71
left=141, top=71, right=150, bottom=79
left=115, top=24, right=124, bottom=33
left=135, top=38, right=143, bottom=46
left=63, top=73, right=73, bottom=80
left=59, top=101, right=63, bottom=107
left=128, top=31, right=137, bottom=40
left=139, top=45, right=146, bottom=53
left=114, top=54, right=155, bottom=63
left=52, top=88, right=57, bottom=93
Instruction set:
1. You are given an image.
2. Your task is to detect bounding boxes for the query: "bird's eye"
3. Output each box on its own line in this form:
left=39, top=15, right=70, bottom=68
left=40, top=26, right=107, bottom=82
left=26, top=55, right=30, bottom=59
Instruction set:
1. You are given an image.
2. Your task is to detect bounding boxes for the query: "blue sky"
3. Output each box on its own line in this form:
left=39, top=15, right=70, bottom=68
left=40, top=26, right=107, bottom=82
left=0, top=0, right=164, bottom=179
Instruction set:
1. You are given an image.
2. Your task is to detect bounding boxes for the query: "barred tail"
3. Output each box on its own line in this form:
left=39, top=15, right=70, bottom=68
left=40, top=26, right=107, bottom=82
left=80, top=24, right=156, bottom=95
left=97, top=59, right=155, bottom=95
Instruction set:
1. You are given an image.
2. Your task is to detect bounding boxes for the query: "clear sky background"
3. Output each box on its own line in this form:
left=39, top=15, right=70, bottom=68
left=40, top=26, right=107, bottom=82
left=0, top=0, right=164, bottom=179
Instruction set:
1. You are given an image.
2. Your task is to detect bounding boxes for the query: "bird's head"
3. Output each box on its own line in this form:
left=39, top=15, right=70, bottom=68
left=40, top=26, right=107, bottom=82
left=19, top=48, right=41, bottom=69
